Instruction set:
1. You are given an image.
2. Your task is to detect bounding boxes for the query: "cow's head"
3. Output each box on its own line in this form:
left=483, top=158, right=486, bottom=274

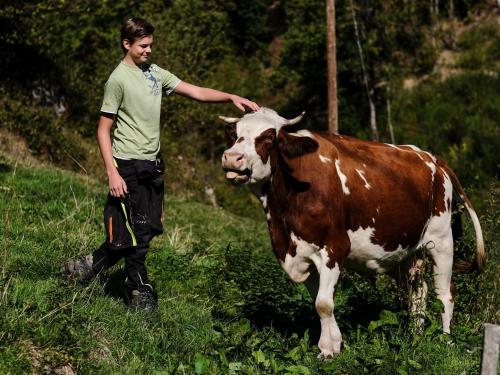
left=220, top=108, right=318, bottom=185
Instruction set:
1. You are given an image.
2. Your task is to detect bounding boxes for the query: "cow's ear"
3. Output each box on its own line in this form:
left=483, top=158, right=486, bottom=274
left=224, top=124, right=237, bottom=145
left=277, top=129, right=319, bottom=159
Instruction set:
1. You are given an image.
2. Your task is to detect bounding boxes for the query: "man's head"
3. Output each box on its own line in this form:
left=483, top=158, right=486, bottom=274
left=121, top=18, right=155, bottom=64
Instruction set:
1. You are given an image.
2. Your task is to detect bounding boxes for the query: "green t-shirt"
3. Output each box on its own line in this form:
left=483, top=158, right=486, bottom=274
left=101, top=61, right=181, bottom=160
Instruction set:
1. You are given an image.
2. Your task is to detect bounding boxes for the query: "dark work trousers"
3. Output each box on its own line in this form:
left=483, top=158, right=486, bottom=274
left=91, top=156, right=165, bottom=292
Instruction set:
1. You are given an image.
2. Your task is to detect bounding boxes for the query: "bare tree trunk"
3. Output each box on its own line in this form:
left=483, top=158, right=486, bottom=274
left=326, top=0, right=339, bottom=134
left=386, top=84, right=395, bottom=144
left=349, top=0, right=379, bottom=140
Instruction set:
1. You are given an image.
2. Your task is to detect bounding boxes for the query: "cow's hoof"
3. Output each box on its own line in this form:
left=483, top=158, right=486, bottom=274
left=317, top=351, right=336, bottom=361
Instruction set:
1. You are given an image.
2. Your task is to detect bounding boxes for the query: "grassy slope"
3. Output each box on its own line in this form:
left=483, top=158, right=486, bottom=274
left=0, top=156, right=498, bottom=374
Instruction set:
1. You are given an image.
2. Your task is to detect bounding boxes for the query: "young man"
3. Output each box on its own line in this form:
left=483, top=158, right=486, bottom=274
left=63, top=18, right=259, bottom=310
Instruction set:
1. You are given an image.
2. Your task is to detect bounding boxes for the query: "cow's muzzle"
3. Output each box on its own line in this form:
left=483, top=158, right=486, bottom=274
left=222, top=151, right=250, bottom=183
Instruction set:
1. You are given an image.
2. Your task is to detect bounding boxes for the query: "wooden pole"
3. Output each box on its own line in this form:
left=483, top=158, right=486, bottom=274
left=481, top=324, right=500, bottom=375
left=326, top=0, right=339, bottom=134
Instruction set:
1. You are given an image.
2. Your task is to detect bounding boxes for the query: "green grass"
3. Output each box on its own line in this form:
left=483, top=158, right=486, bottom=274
left=0, top=156, right=498, bottom=374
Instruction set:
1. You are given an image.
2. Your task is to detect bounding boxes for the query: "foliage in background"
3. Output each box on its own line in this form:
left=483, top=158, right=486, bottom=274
left=0, top=1, right=498, bottom=207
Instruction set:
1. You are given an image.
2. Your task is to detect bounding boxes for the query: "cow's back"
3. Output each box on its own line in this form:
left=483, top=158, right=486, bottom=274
left=284, top=132, right=449, bottom=271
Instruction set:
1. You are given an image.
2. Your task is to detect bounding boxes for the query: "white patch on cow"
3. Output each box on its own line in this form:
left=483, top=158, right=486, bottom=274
left=407, top=145, right=425, bottom=160
left=283, top=233, right=342, bottom=356
left=335, top=160, right=350, bottom=195
left=418, top=171, right=454, bottom=333
left=258, top=194, right=272, bottom=221
left=355, top=169, right=371, bottom=189
left=345, top=227, right=413, bottom=274
left=372, top=217, right=376, bottom=224
left=281, top=233, right=320, bottom=282
left=405, top=144, right=422, bottom=152
left=319, top=155, right=332, bottom=164
left=423, top=151, right=437, bottom=163
left=259, top=194, right=268, bottom=209
left=425, top=161, right=436, bottom=182
left=376, top=206, right=380, bottom=214
left=293, top=129, right=315, bottom=139
left=385, top=143, right=402, bottom=150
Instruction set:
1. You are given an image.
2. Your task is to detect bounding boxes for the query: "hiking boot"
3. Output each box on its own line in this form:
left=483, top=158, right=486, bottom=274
left=62, top=254, right=95, bottom=283
left=130, top=289, right=157, bottom=311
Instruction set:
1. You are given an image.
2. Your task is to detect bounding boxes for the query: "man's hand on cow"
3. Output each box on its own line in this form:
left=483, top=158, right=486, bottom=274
left=108, top=169, right=128, bottom=198
left=230, top=95, right=260, bottom=112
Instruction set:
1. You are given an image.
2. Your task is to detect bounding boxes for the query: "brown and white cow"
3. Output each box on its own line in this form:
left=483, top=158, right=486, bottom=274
left=220, top=108, right=485, bottom=358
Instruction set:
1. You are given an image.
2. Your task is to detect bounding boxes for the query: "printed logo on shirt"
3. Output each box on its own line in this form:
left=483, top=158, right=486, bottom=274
left=144, top=70, right=160, bottom=96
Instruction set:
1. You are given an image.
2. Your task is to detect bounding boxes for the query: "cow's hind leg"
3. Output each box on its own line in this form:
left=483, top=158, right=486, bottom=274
left=315, top=260, right=342, bottom=358
left=423, top=222, right=455, bottom=333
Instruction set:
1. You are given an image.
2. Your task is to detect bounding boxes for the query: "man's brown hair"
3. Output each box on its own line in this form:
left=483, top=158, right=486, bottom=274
left=120, top=18, right=155, bottom=53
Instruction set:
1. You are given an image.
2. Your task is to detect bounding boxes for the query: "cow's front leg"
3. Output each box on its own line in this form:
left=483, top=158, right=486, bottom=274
left=315, top=259, right=342, bottom=358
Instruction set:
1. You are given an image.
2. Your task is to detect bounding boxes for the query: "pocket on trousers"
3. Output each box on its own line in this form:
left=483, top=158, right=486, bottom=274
left=104, top=197, right=136, bottom=250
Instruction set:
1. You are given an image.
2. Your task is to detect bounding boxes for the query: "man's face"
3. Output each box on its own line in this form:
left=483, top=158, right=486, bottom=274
left=123, top=35, right=153, bottom=65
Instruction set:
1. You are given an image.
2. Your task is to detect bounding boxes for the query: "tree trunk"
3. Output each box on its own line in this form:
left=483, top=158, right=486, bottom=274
left=326, top=0, right=339, bottom=134
left=386, top=84, right=395, bottom=144
left=349, top=0, right=379, bottom=140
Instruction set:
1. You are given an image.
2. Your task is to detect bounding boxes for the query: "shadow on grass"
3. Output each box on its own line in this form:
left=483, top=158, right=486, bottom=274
left=226, top=279, right=395, bottom=347
left=244, top=304, right=321, bottom=343
left=102, top=268, right=129, bottom=304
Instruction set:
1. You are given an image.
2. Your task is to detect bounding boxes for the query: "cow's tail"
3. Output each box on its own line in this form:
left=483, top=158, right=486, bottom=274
left=438, top=160, right=486, bottom=272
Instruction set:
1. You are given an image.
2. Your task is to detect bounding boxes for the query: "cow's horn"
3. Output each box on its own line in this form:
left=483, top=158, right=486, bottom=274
left=219, top=116, right=241, bottom=124
left=282, top=111, right=306, bottom=126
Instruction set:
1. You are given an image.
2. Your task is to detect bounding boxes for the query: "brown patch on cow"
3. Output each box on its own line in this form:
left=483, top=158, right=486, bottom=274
left=265, top=134, right=351, bottom=269
left=266, top=210, right=297, bottom=261
left=255, top=128, right=276, bottom=164
left=326, top=233, right=350, bottom=269
left=236, top=137, right=245, bottom=143
left=450, top=280, right=456, bottom=302
left=277, top=128, right=319, bottom=159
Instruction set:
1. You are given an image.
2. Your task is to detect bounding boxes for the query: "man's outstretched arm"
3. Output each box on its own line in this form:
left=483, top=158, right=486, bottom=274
left=173, top=81, right=260, bottom=112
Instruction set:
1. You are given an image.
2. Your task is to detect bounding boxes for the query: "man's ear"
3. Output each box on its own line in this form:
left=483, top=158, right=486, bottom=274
left=277, top=128, right=319, bottom=159
left=122, top=39, right=131, bottom=51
